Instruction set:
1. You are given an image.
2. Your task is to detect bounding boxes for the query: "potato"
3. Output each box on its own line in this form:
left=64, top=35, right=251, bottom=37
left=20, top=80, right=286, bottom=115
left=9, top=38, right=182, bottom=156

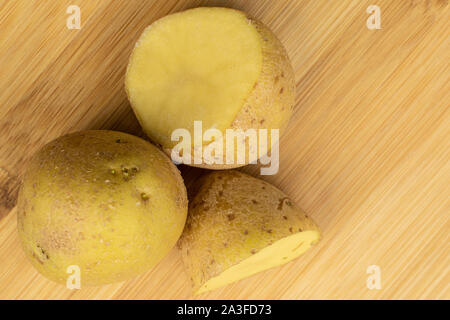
left=17, top=130, right=188, bottom=286
left=179, top=171, right=321, bottom=294
left=125, top=7, right=295, bottom=168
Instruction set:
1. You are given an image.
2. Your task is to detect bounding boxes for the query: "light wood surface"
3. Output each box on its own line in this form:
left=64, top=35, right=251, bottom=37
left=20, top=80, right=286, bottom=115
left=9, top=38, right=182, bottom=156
left=0, top=0, right=449, bottom=300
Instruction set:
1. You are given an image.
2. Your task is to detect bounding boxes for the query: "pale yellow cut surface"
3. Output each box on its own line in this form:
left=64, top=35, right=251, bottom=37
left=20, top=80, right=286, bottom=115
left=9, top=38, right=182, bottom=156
left=126, top=7, right=263, bottom=148
left=197, top=230, right=320, bottom=294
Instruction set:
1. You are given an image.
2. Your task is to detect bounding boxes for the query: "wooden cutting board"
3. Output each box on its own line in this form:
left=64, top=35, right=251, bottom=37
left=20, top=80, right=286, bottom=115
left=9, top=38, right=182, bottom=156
left=0, top=0, right=448, bottom=300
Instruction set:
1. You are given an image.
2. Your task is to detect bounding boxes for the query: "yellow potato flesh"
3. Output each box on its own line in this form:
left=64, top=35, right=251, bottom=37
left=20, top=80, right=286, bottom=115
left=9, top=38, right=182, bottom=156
left=197, top=230, right=320, bottom=294
left=126, top=7, right=263, bottom=148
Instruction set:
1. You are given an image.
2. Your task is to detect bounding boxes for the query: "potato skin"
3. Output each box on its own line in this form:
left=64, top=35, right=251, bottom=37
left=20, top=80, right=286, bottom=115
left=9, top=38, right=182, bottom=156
left=232, top=18, right=295, bottom=130
left=17, top=130, right=187, bottom=285
left=179, top=171, right=320, bottom=293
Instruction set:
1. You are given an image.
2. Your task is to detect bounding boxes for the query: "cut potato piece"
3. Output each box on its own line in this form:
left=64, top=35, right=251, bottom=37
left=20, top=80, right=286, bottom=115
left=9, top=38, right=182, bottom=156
left=126, top=7, right=295, bottom=168
left=179, top=171, right=321, bottom=294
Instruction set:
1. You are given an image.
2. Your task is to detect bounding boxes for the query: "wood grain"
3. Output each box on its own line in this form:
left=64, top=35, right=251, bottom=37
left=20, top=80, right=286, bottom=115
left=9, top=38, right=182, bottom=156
left=0, top=0, right=448, bottom=299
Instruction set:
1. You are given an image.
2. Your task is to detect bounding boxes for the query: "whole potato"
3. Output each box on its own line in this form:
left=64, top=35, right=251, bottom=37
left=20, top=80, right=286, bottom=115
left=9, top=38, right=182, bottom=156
left=17, top=130, right=187, bottom=286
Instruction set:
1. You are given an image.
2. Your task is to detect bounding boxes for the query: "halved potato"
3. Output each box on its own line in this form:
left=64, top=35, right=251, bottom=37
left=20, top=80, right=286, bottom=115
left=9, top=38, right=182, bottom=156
left=125, top=7, right=295, bottom=168
left=179, top=171, right=321, bottom=294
